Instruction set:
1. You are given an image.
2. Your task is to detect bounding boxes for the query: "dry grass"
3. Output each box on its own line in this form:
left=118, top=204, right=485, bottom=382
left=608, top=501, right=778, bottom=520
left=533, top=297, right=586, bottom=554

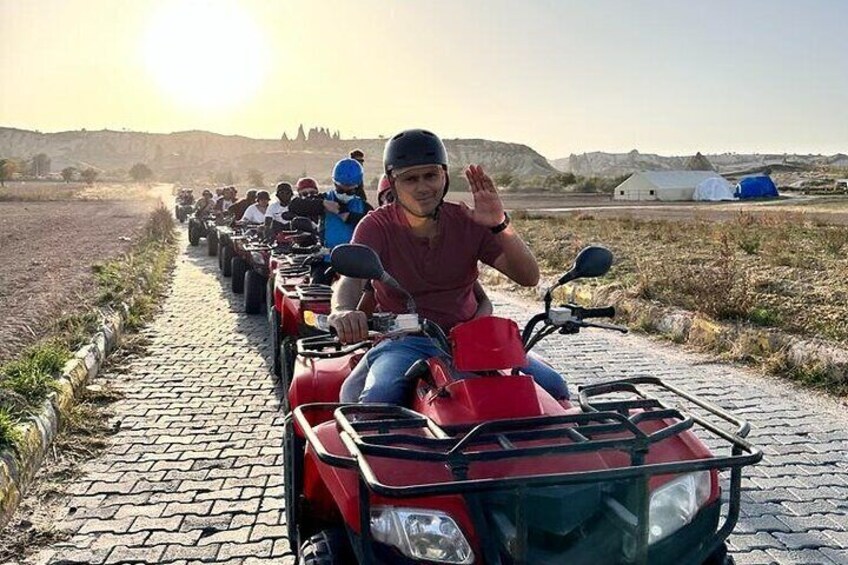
left=0, top=181, right=154, bottom=202
left=512, top=211, right=848, bottom=347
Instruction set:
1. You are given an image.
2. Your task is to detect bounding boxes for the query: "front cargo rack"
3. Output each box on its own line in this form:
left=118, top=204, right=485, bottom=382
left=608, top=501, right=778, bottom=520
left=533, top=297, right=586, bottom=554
left=289, top=375, right=761, bottom=565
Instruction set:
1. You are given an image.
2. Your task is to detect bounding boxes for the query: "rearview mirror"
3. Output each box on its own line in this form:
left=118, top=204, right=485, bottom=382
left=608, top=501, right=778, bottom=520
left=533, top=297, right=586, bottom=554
left=330, top=244, right=385, bottom=280
left=558, top=246, right=613, bottom=284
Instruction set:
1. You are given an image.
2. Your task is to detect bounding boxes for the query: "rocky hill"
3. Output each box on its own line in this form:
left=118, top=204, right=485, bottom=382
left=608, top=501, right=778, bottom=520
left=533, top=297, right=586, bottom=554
left=0, top=127, right=556, bottom=183
left=552, top=150, right=848, bottom=177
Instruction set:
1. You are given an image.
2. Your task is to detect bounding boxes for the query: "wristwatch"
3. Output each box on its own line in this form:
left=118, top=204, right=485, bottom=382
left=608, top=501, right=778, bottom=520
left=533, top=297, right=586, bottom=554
left=490, top=212, right=510, bottom=234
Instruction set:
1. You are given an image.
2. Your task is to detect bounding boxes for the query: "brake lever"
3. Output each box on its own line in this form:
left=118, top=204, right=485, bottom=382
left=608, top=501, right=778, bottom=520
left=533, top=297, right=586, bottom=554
left=581, top=320, right=629, bottom=334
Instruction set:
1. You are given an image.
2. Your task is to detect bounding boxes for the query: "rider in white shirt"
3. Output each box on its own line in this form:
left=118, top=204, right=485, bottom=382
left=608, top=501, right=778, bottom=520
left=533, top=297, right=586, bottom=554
left=265, top=182, right=293, bottom=225
left=241, top=190, right=271, bottom=224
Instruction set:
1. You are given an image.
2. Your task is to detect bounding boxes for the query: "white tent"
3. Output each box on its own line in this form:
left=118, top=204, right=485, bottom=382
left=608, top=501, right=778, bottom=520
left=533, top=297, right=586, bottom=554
left=693, top=177, right=736, bottom=201
left=613, top=171, right=725, bottom=201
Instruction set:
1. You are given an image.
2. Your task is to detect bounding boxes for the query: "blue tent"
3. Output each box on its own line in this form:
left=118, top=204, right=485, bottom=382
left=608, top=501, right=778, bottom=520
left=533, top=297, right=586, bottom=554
left=735, top=175, right=779, bottom=199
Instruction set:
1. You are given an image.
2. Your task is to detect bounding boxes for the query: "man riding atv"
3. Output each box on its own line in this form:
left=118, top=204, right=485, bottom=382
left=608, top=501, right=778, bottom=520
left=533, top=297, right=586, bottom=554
left=266, top=182, right=294, bottom=226
left=228, top=189, right=257, bottom=223
left=241, top=190, right=272, bottom=224
left=194, top=189, right=215, bottom=217
left=329, top=129, right=568, bottom=404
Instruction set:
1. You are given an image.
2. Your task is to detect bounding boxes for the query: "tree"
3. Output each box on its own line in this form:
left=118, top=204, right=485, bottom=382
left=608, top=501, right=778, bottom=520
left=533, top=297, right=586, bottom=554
left=27, top=153, right=51, bottom=177
left=129, top=163, right=153, bottom=182
left=80, top=167, right=98, bottom=186
left=247, top=168, right=264, bottom=187
left=0, top=158, right=18, bottom=187
left=61, top=166, right=76, bottom=183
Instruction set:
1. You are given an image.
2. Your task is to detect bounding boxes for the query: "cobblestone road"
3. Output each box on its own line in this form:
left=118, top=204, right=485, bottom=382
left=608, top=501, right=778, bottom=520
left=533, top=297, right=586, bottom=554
left=28, top=231, right=848, bottom=564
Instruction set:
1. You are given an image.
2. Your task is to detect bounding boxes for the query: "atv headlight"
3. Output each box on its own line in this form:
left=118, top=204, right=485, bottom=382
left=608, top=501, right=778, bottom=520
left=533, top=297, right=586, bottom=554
left=648, top=471, right=711, bottom=545
left=370, top=506, right=474, bottom=564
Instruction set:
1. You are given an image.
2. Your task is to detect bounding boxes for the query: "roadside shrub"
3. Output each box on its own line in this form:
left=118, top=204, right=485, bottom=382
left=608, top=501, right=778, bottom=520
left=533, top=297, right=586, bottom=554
left=0, top=407, right=22, bottom=451
left=0, top=341, right=69, bottom=405
left=748, top=306, right=782, bottom=327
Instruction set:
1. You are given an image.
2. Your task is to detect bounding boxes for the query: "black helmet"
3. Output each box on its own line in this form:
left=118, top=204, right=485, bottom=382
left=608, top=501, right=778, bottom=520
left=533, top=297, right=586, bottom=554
left=383, top=129, right=449, bottom=175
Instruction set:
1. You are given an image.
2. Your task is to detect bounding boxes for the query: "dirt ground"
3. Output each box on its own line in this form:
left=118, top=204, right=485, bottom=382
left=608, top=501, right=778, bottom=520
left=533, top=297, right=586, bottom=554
left=0, top=183, right=163, bottom=363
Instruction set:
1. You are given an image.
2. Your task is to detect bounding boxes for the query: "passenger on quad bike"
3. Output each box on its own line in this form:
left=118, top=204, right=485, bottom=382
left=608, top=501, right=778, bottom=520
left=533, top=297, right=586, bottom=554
left=329, top=128, right=568, bottom=404
left=266, top=182, right=294, bottom=226
left=229, top=189, right=257, bottom=222
left=242, top=190, right=272, bottom=224
left=194, top=189, right=215, bottom=216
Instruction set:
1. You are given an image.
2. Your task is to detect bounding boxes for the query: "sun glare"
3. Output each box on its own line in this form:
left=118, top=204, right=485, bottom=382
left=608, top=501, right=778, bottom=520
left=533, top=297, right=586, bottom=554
left=142, top=1, right=268, bottom=110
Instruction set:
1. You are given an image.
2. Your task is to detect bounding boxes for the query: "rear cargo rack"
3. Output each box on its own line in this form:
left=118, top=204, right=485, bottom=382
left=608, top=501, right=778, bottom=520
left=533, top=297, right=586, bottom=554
left=289, top=376, right=761, bottom=565
left=296, top=284, right=333, bottom=301
left=276, top=265, right=310, bottom=278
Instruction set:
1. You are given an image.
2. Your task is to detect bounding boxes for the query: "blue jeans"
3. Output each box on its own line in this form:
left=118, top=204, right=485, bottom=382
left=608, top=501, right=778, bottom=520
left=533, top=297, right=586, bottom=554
left=339, top=335, right=570, bottom=404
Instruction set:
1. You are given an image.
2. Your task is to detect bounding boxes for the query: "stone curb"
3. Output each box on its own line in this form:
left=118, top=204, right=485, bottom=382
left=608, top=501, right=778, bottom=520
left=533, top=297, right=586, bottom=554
left=0, top=304, right=128, bottom=530
left=565, top=282, right=848, bottom=381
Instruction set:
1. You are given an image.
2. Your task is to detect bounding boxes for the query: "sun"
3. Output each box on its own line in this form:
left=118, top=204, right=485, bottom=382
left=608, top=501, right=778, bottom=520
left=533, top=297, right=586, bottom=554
left=142, top=1, right=268, bottom=110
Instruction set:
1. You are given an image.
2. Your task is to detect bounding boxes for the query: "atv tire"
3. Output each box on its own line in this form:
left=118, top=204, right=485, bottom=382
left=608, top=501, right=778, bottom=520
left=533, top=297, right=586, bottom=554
left=221, top=245, right=233, bottom=277
left=271, top=308, right=282, bottom=378
left=244, top=270, right=265, bottom=315
left=703, top=543, right=734, bottom=565
left=299, top=529, right=354, bottom=565
left=207, top=232, right=218, bottom=257
left=231, top=257, right=247, bottom=294
left=188, top=221, right=200, bottom=246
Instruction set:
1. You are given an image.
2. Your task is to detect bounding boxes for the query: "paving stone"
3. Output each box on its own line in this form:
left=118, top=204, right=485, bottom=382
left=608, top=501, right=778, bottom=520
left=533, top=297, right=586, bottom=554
left=103, top=545, right=166, bottom=564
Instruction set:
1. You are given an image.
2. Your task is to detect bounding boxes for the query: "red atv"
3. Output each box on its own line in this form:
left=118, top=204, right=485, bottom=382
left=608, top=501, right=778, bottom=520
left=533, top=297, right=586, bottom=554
left=268, top=218, right=333, bottom=385
left=283, top=245, right=761, bottom=564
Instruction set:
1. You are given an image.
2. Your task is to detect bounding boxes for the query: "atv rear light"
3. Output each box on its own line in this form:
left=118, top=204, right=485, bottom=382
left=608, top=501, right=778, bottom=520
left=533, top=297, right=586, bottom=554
left=370, top=506, right=474, bottom=564
left=648, top=471, right=711, bottom=545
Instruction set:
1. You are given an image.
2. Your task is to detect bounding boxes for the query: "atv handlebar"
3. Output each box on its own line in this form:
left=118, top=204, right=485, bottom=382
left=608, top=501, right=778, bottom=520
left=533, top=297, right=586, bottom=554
left=575, top=305, right=616, bottom=319
left=523, top=303, right=628, bottom=352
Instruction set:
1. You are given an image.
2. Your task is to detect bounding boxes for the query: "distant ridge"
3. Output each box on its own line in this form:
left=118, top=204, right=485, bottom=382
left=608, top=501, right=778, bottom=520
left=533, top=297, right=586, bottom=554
left=0, top=127, right=557, bottom=182
left=551, top=150, right=848, bottom=177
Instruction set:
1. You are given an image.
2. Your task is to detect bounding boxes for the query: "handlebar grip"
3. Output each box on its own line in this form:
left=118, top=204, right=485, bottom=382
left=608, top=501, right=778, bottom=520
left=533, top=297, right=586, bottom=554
left=581, top=306, right=616, bottom=319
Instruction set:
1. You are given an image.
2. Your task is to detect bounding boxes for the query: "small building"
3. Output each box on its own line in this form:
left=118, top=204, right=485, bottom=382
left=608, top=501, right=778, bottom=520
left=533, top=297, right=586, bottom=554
left=613, top=171, right=725, bottom=201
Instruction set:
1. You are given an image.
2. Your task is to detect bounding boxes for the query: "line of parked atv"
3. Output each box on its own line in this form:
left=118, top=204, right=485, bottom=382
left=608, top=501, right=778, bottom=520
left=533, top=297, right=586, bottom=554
left=187, top=210, right=331, bottom=391
left=182, top=206, right=761, bottom=564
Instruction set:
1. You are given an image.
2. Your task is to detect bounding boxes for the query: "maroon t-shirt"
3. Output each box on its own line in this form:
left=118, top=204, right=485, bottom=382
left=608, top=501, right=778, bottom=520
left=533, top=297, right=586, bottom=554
left=351, top=202, right=504, bottom=330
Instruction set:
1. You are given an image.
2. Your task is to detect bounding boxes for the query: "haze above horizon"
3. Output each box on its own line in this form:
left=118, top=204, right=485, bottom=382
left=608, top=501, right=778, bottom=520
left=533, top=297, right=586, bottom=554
left=1, top=0, right=846, bottom=159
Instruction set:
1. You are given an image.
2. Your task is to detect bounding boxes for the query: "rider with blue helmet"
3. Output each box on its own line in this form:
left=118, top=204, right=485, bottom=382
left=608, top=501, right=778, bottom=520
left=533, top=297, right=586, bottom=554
left=314, top=158, right=369, bottom=283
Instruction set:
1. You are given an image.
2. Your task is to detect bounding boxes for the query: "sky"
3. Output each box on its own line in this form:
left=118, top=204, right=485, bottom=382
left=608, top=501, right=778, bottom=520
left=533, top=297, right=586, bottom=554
left=1, top=0, right=847, bottom=159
